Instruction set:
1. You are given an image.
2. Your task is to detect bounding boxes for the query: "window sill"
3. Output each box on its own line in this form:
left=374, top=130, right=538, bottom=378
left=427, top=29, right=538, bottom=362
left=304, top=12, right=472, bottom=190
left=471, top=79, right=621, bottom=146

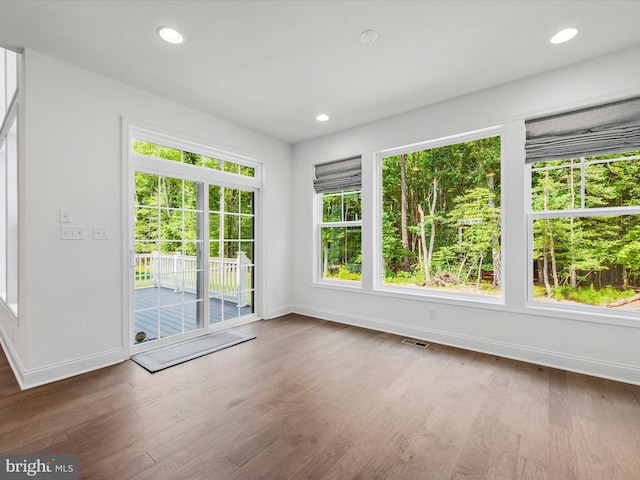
left=310, top=282, right=640, bottom=329
left=524, top=301, right=639, bottom=329
left=0, top=293, right=18, bottom=320
left=313, top=280, right=362, bottom=291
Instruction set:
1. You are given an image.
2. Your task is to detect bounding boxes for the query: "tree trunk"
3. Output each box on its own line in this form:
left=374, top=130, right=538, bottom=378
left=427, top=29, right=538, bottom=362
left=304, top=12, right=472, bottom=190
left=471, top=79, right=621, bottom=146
left=323, top=244, right=328, bottom=278
left=457, top=257, right=467, bottom=282
left=425, top=178, right=438, bottom=282
left=545, top=219, right=559, bottom=288
left=487, top=173, right=500, bottom=287
left=417, top=204, right=429, bottom=282
left=542, top=250, right=552, bottom=297
left=536, top=258, right=544, bottom=285
left=476, top=253, right=483, bottom=289
left=542, top=172, right=558, bottom=289
left=400, top=154, right=411, bottom=271
left=568, top=166, right=577, bottom=288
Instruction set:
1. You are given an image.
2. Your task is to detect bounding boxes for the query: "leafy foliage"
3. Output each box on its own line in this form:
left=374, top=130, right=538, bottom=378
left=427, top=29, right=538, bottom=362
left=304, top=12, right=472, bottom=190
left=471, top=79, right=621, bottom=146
left=381, top=136, right=501, bottom=293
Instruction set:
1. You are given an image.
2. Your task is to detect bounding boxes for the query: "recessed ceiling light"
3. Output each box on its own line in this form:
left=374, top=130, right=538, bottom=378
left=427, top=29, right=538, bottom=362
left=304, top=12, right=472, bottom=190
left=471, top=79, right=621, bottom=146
left=550, top=28, right=577, bottom=44
left=157, top=26, right=184, bottom=44
left=316, top=114, right=330, bottom=122
left=360, top=30, right=378, bottom=43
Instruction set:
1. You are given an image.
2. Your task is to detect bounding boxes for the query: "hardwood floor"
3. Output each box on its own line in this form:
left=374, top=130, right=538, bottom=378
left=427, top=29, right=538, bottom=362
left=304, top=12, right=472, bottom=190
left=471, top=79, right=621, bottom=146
left=2, top=314, right=640, bottom=479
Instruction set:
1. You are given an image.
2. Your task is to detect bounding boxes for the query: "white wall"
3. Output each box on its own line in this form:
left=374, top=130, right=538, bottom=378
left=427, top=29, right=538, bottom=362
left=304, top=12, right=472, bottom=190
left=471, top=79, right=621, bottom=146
left=292, top=45, right=640, bottom=385
left=3, top=49, right=292, bottom=388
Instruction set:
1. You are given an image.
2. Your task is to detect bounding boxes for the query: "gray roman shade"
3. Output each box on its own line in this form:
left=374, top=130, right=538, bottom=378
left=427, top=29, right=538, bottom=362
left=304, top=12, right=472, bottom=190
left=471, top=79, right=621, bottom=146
left=313, top=156, right=362, bottom=193
left=525, top=97, right=640, bottom=164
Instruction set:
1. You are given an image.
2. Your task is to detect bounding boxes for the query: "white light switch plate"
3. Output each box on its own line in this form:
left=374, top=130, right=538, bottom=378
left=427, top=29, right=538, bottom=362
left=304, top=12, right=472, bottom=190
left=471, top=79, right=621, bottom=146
left=60, top=225, right=85, bottom=240
left=93, top=226, right=109, bottom=240
left=59, top=208, right=72, bottom=223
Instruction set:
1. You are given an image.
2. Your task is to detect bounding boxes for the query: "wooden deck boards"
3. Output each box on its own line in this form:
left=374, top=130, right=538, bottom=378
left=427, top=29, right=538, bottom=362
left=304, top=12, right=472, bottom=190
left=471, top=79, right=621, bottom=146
left=134, top=287, right=252, bottom=341
left=2, top=315, right=640, bottom=479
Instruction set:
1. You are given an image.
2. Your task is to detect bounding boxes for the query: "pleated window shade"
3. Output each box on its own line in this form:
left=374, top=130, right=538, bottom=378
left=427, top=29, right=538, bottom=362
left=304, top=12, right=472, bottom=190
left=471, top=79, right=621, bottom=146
left=525, top=97, right=640, bottom=164
left=313, top=157, right=362, bottom=193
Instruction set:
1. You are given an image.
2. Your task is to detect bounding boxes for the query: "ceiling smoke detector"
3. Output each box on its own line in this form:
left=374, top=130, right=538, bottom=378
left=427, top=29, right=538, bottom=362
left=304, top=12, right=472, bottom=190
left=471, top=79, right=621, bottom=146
left=360, top=30, right=378, bottom=43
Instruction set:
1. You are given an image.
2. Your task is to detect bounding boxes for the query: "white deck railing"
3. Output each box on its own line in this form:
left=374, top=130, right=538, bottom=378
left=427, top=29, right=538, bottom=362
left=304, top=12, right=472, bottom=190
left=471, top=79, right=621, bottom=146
left=134, top=251, right=252, bottom=306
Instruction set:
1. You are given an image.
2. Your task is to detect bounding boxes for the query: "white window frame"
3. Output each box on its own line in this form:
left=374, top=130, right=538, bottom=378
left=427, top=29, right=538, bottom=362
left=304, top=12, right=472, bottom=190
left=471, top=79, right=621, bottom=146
left=0, top=47, right=21, bottom=318
left=526, top=155, right=640, bottom=317
left=316, top=188, right=363, bottom=286
left=124, top=123, right=263, bottom=354
left=373, top=126, right=505, bottom=304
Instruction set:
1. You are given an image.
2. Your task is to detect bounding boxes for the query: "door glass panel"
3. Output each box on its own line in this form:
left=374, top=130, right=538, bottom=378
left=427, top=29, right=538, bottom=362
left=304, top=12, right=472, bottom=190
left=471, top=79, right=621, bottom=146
left=209, top=188, right=254, bottom=323
left=133, top=175, right=205, bottom=344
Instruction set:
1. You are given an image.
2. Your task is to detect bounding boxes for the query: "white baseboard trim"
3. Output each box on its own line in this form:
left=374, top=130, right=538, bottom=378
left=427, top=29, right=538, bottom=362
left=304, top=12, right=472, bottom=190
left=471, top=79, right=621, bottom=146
left=292, top=304, right=640, bottom=387
left=266, top=304, right=293, bottom=319
left=0, top=320, right=26, bottom=390
left=20, top=348, right=128, bottom=390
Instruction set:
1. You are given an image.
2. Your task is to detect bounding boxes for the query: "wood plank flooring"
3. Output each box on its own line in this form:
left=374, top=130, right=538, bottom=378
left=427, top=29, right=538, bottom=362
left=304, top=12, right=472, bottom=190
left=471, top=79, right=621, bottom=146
left=2, top=314, right=640, bottom=479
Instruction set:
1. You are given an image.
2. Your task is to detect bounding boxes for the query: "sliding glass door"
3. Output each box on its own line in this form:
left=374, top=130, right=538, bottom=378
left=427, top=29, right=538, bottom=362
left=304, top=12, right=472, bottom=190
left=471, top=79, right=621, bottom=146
left=129, top=127, right=259, bottom=348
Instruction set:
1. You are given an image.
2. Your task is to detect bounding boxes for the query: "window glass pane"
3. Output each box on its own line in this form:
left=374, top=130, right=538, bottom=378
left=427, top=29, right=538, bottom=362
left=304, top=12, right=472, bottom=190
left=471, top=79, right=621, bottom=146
left=183, top=211, right=200, bottom=240
left=224, top=214, right=239, bottom=239
left=224, top=241, right=239, bottom=258
left=224, top=187, right=239, bottom=213
left=183, top=180, right=199, bottom=211
left=134, top=173, right=158, bottom=206
left=161, top=178, right=183, bottom=208
left=240, top=242, right=254, bottom=262
left=223, top=161, right=240, bottom=174
left=135, top=207, right=158, bottom=241
left=322, top=193, right=342, bottom=222
left=343, top=191, right=361, bottom=221
left=381, top=136, right=501, bottom=296
left=183, top=151, right=202, bottom=166
left=132, top=139, right=157, bottom=156
left=158, top=209, right=180, bottom=240
left=240, top=165, right=255, bottom=177
left=204, top=156, right=222, bottom=170
left=531, top=160, right=581, bottom=211
left=240, top=190, right=253, bottom=214
left=209, top=213, right=220, bottom=242
left=321, top=227, right=362, bottom=281
left=209, top=240, right=221, bottom=258
left=532, top=215, right=639, bottom=311
left=159, top=145, right=181, bottom=162
left=240, top=216, right=253, bottom=239
left=585, top=154, right=640, bottom=208
left=209, top=185, right=221, bottom=212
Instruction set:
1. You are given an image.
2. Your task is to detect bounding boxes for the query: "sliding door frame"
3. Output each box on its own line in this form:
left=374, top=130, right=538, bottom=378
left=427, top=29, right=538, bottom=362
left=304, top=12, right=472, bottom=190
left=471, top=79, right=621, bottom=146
left=122, top=121, right=263, bottom=356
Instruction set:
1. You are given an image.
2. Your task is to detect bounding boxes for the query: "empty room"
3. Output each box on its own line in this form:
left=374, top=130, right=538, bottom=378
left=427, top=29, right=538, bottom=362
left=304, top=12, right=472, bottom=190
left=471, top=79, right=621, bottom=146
left=1, top=1, right=640, bottom=479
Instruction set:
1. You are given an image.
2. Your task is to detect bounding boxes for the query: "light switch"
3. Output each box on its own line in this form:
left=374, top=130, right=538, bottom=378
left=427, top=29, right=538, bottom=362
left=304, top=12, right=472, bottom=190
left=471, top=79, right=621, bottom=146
left=93, top=226, right=109, bottom=240
left=60, top=208, right=72, bottom=223
left=60, top=225, right=85, bottom=240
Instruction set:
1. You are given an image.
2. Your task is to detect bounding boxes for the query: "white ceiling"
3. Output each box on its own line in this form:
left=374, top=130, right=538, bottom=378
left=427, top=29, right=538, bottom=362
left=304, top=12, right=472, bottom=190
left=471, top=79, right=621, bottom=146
left=2, top=0, right=640, bottom=144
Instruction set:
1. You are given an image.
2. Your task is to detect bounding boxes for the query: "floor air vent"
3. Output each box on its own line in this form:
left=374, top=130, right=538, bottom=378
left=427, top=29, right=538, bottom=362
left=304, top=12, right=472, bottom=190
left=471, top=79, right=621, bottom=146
left=402, top=338, right=429, bottom=348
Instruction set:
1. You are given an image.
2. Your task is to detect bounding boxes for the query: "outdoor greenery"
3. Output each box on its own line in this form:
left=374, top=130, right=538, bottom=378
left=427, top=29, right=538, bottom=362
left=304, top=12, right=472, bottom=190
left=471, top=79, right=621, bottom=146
left=134, top=172, right=254, bottom=260
left=382, top=136, right=501, bottom=295
left=324, top=141, right=639, bottom=309
left=321, top=190, right=362, bottom=279
left=132, top=139, right=255, bottom=177
left=531, top=153, right=640, bottom=308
